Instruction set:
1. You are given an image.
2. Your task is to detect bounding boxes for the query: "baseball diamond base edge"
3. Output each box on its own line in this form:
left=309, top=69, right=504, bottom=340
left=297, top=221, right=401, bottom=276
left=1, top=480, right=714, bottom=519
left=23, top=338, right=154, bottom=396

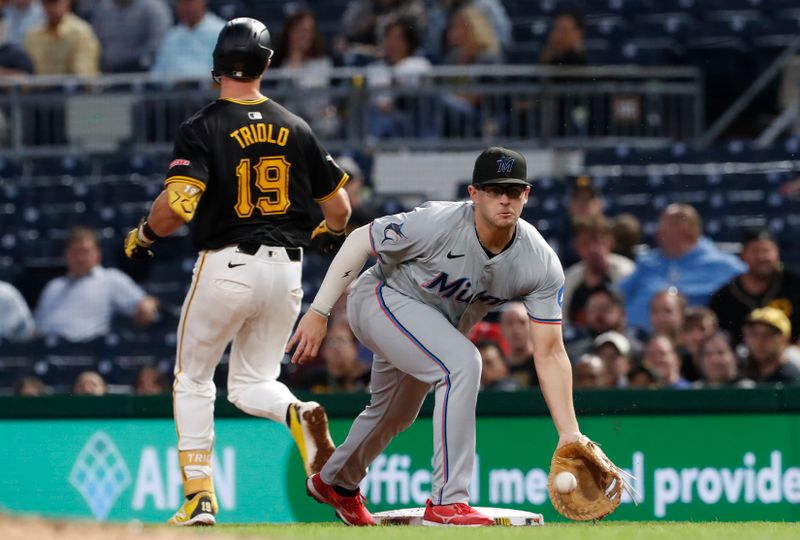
left=372, top=507, right=544, bottom=526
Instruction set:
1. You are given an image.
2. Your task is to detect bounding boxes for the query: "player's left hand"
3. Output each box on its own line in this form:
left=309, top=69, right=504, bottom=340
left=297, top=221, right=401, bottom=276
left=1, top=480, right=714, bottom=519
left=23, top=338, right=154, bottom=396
left=557, top=431, right=588, bottom=449
left=286, top=309, right=329, bottom=364
left=124, top=222, right=154, bottom=260
left=309, top=220, right=346, bottom=255
left=549, top=436, right=635, bottom=521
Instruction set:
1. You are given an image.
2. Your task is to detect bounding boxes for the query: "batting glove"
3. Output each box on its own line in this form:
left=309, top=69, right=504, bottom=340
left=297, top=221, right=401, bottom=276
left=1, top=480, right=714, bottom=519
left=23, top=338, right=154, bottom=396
left=309, top=220, right=347, bottom=255
left=124, top=219, right=155, bottom=260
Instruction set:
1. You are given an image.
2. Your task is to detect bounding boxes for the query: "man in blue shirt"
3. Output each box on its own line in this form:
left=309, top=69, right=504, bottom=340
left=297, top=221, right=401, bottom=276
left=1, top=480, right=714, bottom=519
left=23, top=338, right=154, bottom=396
left=0, top=280, right=34, bottom=342
left=2, top=0, right=44, bottom=47
left=35, top=227, right=158, bottom=342
left=150, top=0, right=224, bottom=77
left=0, top=10, right=34, bottom=75
left=620, top=204, right=745, bottom=331
left=91, top=0, right=172, bottom=72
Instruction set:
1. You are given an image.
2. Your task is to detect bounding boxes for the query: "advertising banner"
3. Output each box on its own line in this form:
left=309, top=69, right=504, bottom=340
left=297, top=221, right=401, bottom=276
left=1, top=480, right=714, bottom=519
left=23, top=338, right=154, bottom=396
left=1, top=414, right=798, bottom=523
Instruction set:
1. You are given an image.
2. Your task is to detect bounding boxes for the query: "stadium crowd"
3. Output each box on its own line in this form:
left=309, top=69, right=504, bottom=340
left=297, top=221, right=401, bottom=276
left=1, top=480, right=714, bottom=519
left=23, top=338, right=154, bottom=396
left=0, top=0, right=584, bottom=76
left=3, top=172, right=799, bottom=396
left=1, top=0, right=799, bottom=395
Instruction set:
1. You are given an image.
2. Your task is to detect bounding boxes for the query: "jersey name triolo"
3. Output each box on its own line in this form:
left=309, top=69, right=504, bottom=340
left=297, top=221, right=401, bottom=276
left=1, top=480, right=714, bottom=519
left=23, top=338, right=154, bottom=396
left=364, top=201, right=565, bottom=334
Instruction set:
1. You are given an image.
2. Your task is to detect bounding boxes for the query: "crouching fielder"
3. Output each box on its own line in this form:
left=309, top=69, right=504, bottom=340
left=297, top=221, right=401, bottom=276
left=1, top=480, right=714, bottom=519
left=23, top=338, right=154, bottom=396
left=288, top=147, right=586, bottom=526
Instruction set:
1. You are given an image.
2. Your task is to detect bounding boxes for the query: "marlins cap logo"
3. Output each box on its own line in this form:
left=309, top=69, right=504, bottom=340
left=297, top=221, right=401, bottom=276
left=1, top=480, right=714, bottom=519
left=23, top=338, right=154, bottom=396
left=497, top=157, right=515, bottom=174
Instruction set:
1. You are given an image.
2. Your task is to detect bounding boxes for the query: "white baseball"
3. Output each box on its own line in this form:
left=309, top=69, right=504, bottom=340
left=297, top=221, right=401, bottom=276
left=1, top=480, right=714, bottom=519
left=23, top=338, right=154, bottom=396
left=554, top=471, right=577, bottom=493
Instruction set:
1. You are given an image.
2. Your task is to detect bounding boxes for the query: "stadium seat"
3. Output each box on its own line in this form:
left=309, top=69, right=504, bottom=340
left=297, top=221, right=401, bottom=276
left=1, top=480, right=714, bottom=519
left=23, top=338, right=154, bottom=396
left=30, top=156, right=92, bottom=178
left=0, top=158, right=23, bottom=179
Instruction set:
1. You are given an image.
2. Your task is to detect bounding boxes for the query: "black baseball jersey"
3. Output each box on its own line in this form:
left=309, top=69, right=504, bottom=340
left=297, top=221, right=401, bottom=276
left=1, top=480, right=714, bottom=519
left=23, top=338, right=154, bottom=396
left=164, top=96, right=348, bottom=250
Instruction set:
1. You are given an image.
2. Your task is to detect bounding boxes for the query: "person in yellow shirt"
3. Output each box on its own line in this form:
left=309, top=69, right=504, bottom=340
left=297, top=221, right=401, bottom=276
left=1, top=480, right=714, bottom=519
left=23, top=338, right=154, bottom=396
left=24, top=0, right=99, bottom=75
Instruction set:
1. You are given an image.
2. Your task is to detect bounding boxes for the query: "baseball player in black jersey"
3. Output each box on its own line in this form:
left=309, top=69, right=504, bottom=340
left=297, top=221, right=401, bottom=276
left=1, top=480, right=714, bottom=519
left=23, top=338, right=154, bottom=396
left=123, top=18, right=351, bottom=526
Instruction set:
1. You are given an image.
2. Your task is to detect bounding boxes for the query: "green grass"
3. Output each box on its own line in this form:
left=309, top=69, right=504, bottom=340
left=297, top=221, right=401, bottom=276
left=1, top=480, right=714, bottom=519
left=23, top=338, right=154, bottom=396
left=185, top=522, right=800, bottom=540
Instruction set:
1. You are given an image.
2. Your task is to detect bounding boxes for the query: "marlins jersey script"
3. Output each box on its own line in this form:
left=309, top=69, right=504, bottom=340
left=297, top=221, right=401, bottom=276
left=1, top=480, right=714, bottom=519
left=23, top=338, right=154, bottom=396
left=165, top=97, right=348, bottom=249
left=362, top=200, right=565, bottom=332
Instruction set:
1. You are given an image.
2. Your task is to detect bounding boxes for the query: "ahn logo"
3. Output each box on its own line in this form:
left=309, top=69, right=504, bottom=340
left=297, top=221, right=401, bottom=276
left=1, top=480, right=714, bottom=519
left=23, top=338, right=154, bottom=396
left=70, top=431, right=132, bottom=521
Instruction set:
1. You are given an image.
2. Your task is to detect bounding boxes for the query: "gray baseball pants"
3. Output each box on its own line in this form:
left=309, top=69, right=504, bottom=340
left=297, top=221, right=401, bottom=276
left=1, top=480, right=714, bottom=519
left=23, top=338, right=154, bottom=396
left=320, top=275, right=481, bottom=504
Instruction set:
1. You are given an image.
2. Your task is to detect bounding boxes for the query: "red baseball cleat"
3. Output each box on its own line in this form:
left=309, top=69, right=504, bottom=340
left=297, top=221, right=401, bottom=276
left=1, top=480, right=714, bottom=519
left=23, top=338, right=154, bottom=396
left=422, top=499, right=495, bottom=527
left=306, top=473, right=375, bottom=526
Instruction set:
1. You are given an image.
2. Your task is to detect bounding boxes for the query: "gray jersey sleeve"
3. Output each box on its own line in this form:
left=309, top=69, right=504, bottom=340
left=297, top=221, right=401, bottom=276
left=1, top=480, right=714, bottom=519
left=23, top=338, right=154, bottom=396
left=368, top=204, right=441, bottom=265
left=523, top=248, right=565, bottom=324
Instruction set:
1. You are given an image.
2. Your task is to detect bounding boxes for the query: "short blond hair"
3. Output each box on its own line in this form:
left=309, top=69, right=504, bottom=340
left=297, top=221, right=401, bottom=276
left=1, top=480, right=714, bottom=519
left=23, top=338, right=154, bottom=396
left=455, top=5, right=500, bottom=57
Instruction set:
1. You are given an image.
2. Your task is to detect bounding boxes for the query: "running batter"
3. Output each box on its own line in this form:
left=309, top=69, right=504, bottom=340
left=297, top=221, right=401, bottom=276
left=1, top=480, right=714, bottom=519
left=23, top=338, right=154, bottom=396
left=288, top=147, right=586, bottom=527
left=123, top=18, right=351, bottom=526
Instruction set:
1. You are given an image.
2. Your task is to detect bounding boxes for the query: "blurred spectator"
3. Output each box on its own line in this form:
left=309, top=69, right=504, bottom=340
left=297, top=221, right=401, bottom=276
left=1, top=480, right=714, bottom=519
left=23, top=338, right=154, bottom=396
left=73, top=370, right=107, bottom=396
left=593, top=331, right=632, bottom=388
left=0, top=11, right=34, bottom=75
left=710, top=228, right=800, bottom=343
left=150, top=0, right=224, bottom=77
left=562, top=214, right=634, bottom=326
left=694, top=331, right=754, bottom=389
left=273, top=7, right=330, bottom=69
left=568, top=175, right=603, bottom=219
left=24, top=0, right=99, bottom=75
left=337, top=0, right=426, bottom=59
left=272, top=8, right=338, bottom=138
left=14, top=376, right=47, bottom=396
left=649, top=289, right=687, bottom=346
left=34, top=227, right=158, bottom=342
left=539, top=9, right=586, bottom=66
left=440, top=4, right=501, bottom=136
left=425, top=0, right=511, bottom=63
left=557, top=175, right=604, bottom=268
left=0, top=280, right=34, bottom=342
left=443, top=4, right=501, bottom=65
left=2, top=0, right=44, bottom=47
left=567, top=287, right=641, bottom=360
left=573, top=354, right=613, bottom=389
left=743, top=307, right=800, bottom=385
left=627, top=365, right=658, bottom=389
left=681, top=307, right=719, bottom=382
left=91, top=0, right=171, bottom=73
left=134, top=365, right=168, bottom=394
left=336, top=155, right=378, bottom=230
left=468, top=320, right=508, bottom=356
left=477, top=340, right=520, bottom=391
left=620, top=204, right=746, bottom=331
left=366, top=18, right=432, bottom=138
left=499, top=301, right=537, bottom=387
left=318, top=324, right=370, bottom=393
left=642, top=335, right=690, bottom=389
left=610, top=213, right=642, bottom=262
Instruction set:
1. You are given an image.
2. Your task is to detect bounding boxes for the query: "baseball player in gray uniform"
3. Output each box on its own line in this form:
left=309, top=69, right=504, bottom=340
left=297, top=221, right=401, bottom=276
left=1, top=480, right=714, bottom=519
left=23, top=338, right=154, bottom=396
left=288, top=147, right=586, bottom=526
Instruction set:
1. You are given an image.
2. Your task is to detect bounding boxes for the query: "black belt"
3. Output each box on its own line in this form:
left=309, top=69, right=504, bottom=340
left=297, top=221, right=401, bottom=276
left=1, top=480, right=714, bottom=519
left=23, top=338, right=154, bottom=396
left=237, top=242, right=302, bottom=262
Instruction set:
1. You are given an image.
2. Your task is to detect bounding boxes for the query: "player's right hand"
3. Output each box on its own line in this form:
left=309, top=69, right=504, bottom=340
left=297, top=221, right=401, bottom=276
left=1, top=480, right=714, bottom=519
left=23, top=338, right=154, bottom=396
left=286, top=310, right=329, bottom=364
left=124, top=224, right=154, bottom=260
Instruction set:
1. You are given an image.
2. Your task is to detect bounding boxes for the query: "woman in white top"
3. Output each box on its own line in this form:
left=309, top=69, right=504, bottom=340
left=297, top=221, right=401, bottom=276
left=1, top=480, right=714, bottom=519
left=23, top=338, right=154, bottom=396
left=272, top=8, right=338, bottom=137
left=366, top=18, right=432, bottom=138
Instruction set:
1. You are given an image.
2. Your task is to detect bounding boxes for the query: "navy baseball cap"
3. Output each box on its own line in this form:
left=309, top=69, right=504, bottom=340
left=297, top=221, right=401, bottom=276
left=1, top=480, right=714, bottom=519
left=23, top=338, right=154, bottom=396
left=472, top=147, right=529, bottom=186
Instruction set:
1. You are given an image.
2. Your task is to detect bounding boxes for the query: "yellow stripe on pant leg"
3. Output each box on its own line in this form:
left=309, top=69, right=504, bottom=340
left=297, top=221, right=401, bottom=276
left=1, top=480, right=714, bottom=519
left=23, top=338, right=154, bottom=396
left=173, top=252, right=209, bottom=466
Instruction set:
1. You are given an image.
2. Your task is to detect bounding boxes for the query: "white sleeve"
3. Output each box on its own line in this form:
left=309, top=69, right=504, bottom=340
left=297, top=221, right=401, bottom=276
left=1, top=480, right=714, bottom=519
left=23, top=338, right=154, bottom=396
left=310, top=225, right=373, bottom=316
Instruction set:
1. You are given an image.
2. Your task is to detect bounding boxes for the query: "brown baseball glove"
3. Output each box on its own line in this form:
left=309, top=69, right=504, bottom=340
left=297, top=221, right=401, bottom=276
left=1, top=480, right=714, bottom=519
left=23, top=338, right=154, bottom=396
left=548, top=438, right=636, bottom=521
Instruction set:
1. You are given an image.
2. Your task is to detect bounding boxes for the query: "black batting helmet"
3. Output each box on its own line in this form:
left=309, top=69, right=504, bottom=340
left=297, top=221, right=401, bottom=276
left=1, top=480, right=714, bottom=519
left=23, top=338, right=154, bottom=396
left=212, top=18, right=274, bottom=83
